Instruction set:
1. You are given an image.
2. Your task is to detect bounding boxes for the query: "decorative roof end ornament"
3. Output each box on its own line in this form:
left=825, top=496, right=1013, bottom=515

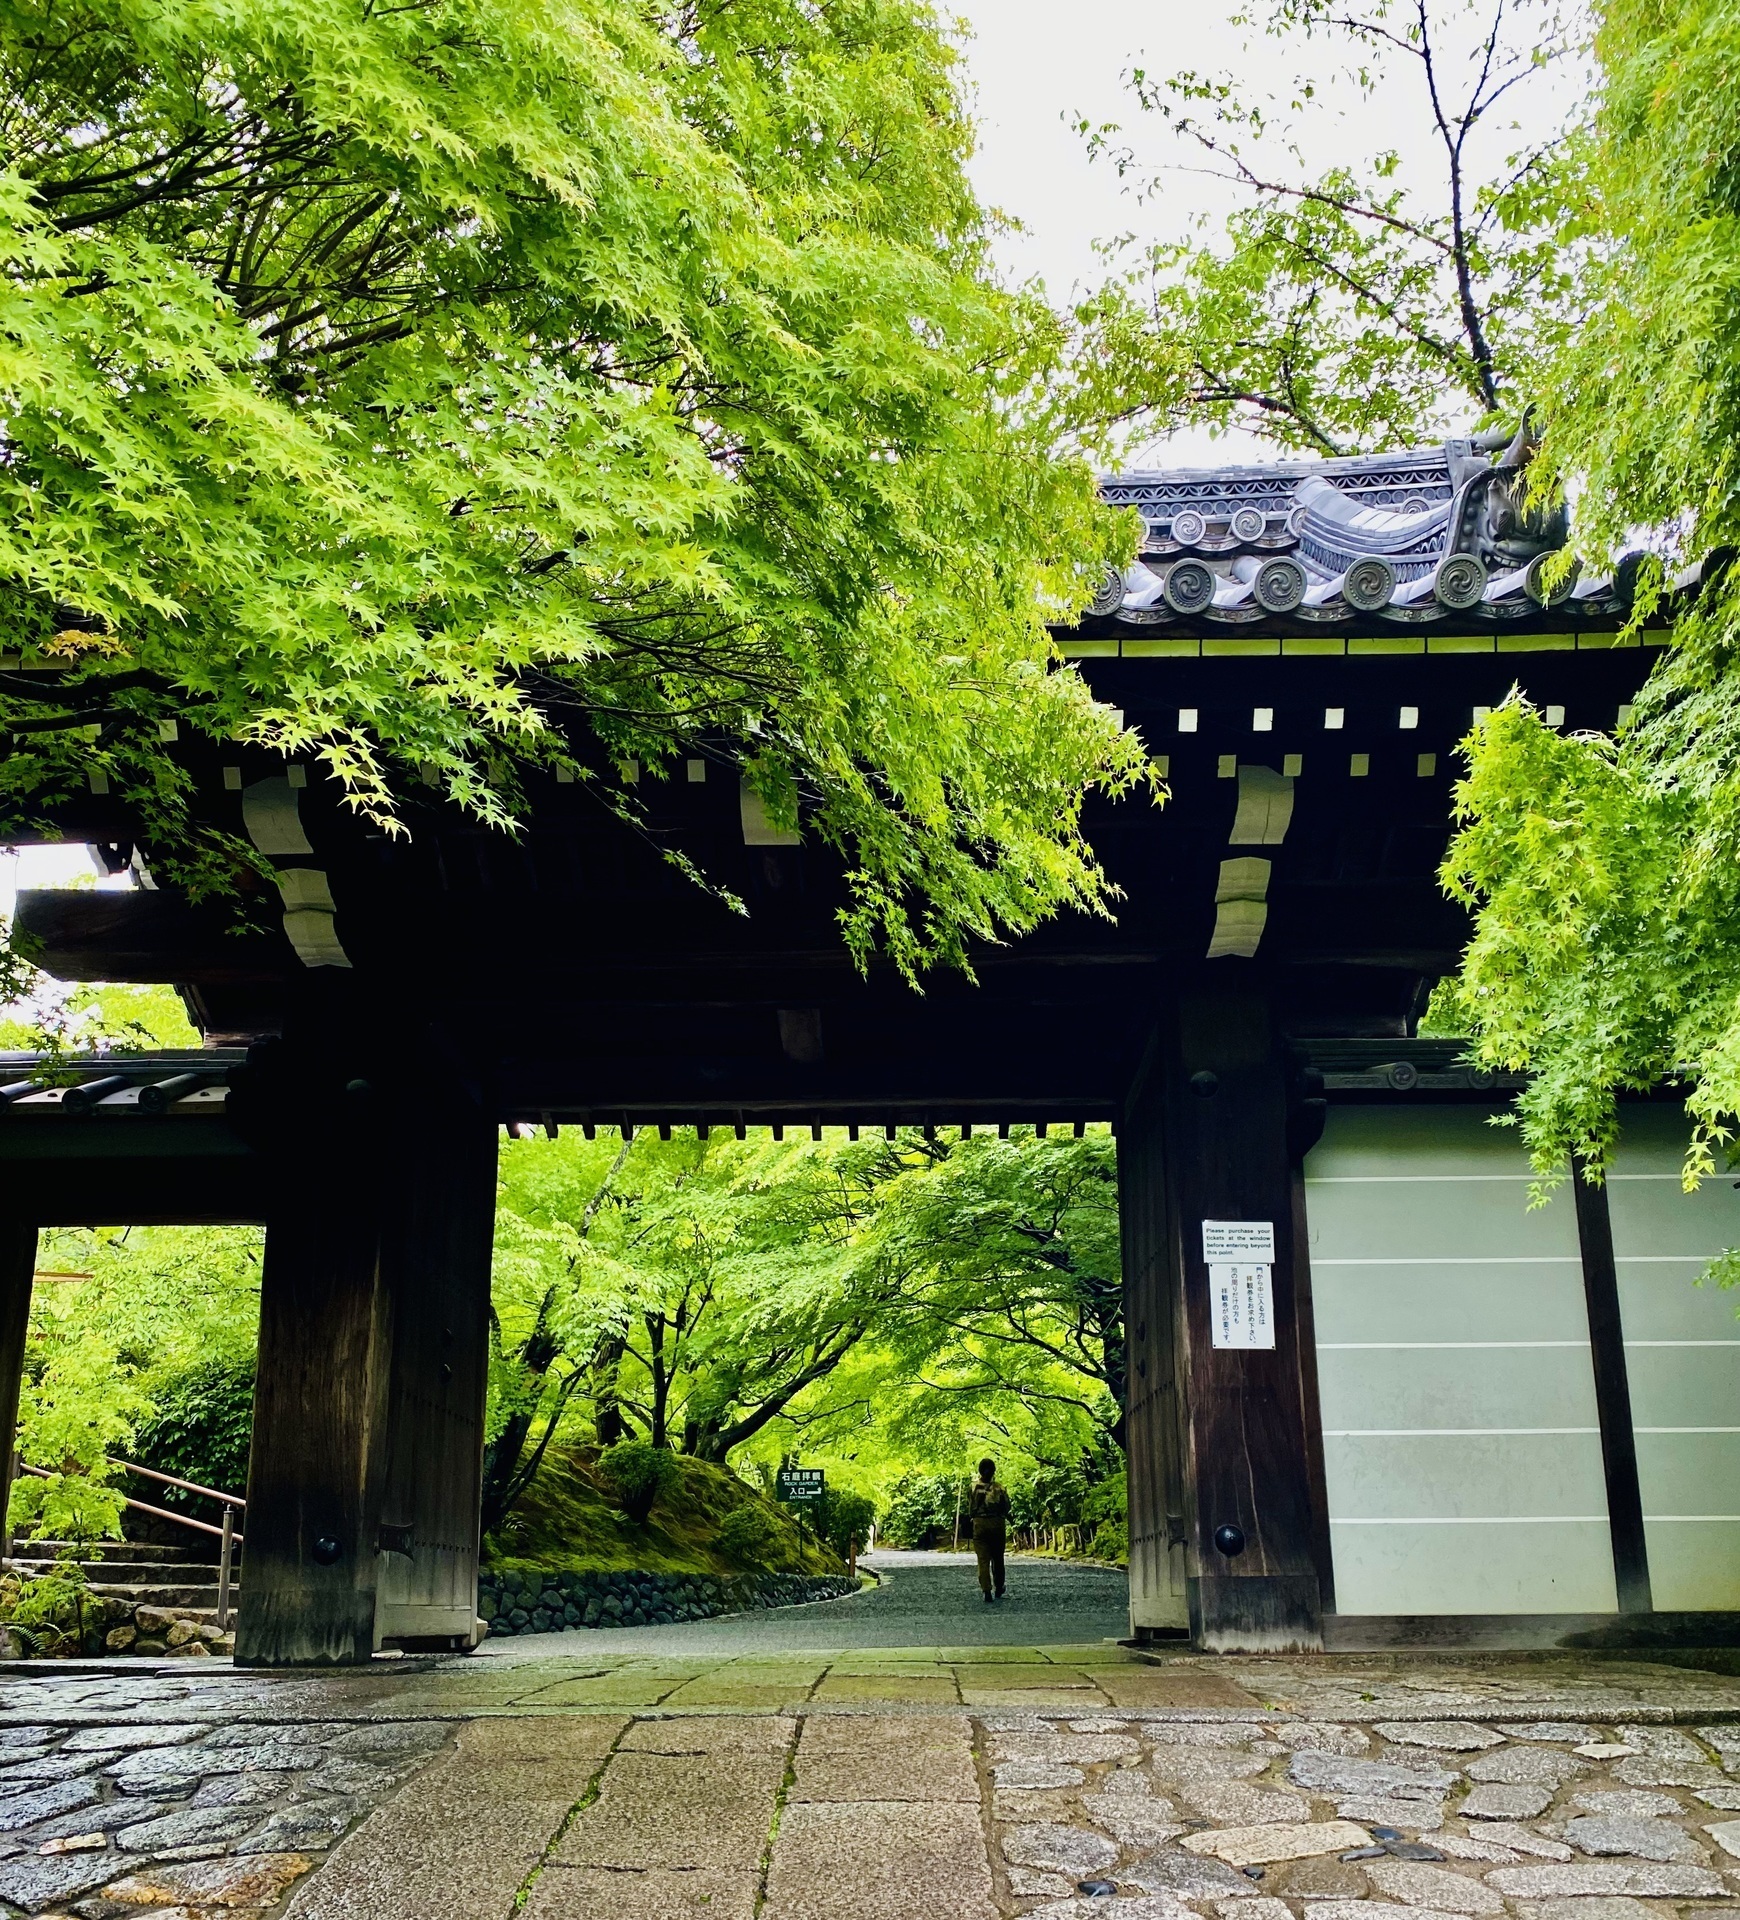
left=1234, top=554, right=1307, bottom=613
left=1341, top=556, right=1397, bottom=612
left=1524, top=552, right=1580, bottom=608
left=1089, top=564, right=1125, bottom=618
left=1433, top=552, right=1488, bottom=610
left=1495, top=413, right=1540, bottom=471
left=1163, top=559, right=1217, bottom=615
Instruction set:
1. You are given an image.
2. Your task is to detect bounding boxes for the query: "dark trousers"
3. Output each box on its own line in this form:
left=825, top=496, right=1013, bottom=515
left=973, top=1522, right=1006, bottom=1596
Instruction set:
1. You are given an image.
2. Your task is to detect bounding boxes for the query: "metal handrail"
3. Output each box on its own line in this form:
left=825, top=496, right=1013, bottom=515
left=111, top=1457, right=244, bottom=1511
left=14, top=1466, right=245, bottom=1547
left=10, top=1458, right=245, bottom=1630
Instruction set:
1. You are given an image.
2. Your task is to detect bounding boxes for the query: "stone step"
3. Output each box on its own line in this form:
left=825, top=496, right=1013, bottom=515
left=72, top=1581, right=240, bottom=1610
left=17, top=1538, right=210, bottom=1564
left=9, top=1559, right=235, bottom=1584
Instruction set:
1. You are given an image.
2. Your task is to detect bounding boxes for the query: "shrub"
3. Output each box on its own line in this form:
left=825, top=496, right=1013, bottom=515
left=1088, top=1516, right=1129, bottom=1563
left=878, top=1471, right=962, bottom=1548
left=1083, top=1470, right=1128, bottom=1564
left=130, top=1356, right=256, bottom=1523
left=810, top=1486, right=876, bottom=1562
left=1082, top=1471, right=1125, bottom=1526
left=717, top=1502, right=783, bottom=1568
left=598, top=1438, right=680, bottom=1525
left=1, top=1558, right=94, bottom=1656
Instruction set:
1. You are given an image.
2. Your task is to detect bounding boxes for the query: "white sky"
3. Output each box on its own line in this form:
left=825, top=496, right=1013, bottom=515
left=950, top=0, right=1584, bottom=460
left=951, top=0, right=1215, bottom=304
left=950, top=0, right=1580, bottom=297
left=0, top=845, right=122, bottom=927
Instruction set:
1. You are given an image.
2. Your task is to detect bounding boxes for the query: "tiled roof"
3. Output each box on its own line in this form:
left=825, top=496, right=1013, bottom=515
left=1069, top=438, right=1653, bottom=647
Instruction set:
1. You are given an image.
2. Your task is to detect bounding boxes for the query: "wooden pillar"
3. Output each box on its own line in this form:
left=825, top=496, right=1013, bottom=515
left=1121, top=1041, right=1190, bottom=1636
left=234, top=1044, right=499, bottom=1667
left=374, top=1103, right=498, bottom=1650
left=235, top=1169, right=393, bottom=1667
left=0, top=1221, right=34, bottom=1549
left=1161, top=985, right=1323, bottom=1652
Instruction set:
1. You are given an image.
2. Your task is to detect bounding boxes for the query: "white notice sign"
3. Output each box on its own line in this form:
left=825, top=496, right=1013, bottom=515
left=1210, top=1264, right=1276, bottom=1350
left=1202, top=1218, right=1275, bottom=1262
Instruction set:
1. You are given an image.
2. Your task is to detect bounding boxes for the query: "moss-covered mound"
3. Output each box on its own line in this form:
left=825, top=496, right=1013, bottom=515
left=486, top=1443, right=843, bottom=1578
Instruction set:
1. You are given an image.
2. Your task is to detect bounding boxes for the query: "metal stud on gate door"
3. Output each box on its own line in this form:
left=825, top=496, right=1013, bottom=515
left=1213, top=1524, right=1247, bottom=1558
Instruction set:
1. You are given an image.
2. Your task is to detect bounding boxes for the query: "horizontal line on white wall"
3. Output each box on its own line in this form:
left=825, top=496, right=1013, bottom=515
left=1331, top=1512, right=1740, bottom=1526
left=1307, top=1175, right=1534, bottom=1184
left=1312, top=1257, right=1582, bottom=1266
left=1636, top=1426, right=1740, bottom=1433
left=1616, top=1255, right=1726, bottom=1263
left=1323, top=1428, right=1598, bottom=1437
left=1329, top=1516, right=1609, bottom=1526
left=1624, top=1340, right=1740, bottom=1347
left=1318, top=1340, right=1590, bottom=1350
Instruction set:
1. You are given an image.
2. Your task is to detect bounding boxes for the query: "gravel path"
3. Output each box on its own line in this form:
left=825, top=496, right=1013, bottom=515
left=472, top=1551, right=1130, bottom=1657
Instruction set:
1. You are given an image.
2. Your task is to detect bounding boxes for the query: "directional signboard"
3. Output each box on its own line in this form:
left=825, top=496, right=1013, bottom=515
left=776, top=1467, right=825, bottom=1504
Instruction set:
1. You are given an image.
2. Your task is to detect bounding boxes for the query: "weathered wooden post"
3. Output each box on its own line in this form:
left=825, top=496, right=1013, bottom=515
left=236, top=1141, right=393, bottom=1666
left=1120, top=1037, right=1189, bottom=1637
left=0, top=1221, right=32, bottom=1566
left=217, top=1503, right=235, bottom=1632
left=232, top=1009, right=498, bottom=1666
left=1122, top=984, right=1325, bottom=1652
left=373, top=1097, right=498, bottom=1650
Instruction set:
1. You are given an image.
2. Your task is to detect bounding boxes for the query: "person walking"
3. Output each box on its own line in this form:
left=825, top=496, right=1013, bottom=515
left=968, top=1457, right=1010, bottom=1602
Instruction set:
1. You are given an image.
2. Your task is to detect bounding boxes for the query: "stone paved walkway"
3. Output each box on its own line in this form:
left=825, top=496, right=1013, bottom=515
left=477, top=1551, right=1132, bottom=1657
left=1, top=1648, right=1740, bottom=1918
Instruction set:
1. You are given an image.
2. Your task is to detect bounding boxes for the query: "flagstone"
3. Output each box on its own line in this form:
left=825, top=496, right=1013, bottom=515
left=1180, top=1818, right=1374, bottom=1867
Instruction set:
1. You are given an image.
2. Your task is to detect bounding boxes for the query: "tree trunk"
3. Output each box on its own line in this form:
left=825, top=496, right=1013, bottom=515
left=478, top=1289, right=565, bottom=1537
left=646, top=1314, right=669, bottom=1452
left=592, top=1333, right=627, bottom=1447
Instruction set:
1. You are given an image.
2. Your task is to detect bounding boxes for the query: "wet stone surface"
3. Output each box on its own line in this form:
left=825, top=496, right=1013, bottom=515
left=0, top=1648, right=1734, bottom=1918
left=0, top=1711, right=448, bottom=1915
left=987, top=1700, right=1740, bottom=1920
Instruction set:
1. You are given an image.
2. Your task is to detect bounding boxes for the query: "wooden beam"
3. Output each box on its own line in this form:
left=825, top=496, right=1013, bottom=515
left=1289, top=1164, right=1335, bottom=1613
left=1324, top=1611, right=1740, bottom=1652
left=1572, top=1161, right=1653, bottom=1614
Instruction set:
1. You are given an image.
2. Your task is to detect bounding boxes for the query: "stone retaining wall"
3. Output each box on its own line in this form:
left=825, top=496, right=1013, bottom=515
left=478, top=1568, right=858, bottom=1636
left=0, top=1584, right=233, bottom=1660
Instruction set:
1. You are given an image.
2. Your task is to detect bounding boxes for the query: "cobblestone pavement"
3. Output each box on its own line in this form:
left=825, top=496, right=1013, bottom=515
left=1, top=1651, right=1740, bottom=1918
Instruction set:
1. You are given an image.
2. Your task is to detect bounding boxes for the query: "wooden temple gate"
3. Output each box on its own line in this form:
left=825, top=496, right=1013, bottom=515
left=9, top=437, right=1732, bottom=1664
